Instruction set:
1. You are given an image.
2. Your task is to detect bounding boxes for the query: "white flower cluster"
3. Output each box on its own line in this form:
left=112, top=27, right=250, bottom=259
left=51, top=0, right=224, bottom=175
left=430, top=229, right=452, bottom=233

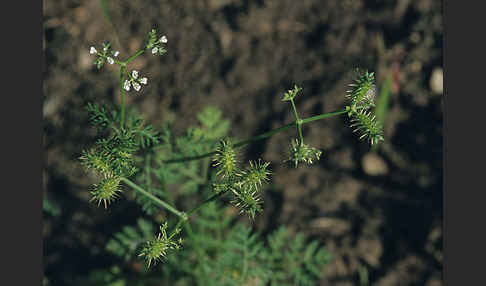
left=151, top=35, right=168, bottom=55
left=124, top=70, right=148, bottom=92
left=89, top=43, right=119, bottom=69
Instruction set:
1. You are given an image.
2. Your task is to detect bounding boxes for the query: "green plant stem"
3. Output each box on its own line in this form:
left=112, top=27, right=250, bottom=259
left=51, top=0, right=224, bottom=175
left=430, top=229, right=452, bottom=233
left=120, top=177, right=187, bottom=220
left=117, top=48, right=147, bottom=129
left=164, top=108, right=348, bottom=236
left=120, top=65, right=127, bottom=129
left=162, top=108, right=348, bottom=164
left=290, top=98, right=304, bottom=145
left=187, top=190, right=228, bottom=217
left=171, top=190, right=229, bottom=235
left=201, top=157, right=210, bottom=182
left=125, top=49, right=145, bottom=64
left=300, top=109, right=348, bottom=124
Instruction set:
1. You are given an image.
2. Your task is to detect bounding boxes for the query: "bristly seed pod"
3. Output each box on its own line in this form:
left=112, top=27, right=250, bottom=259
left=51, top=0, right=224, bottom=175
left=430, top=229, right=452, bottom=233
left=138, top=223, right=182, bottom=267
left=288, top=139, right=323, bottom=168
left=227, top=159, right=270, bottom=219
left=346, top=69, right=376, bottom=110
left=231, top=188, right=263, bottom=220
left=349, top=109, right=384, bottom=145
left=90, top=176, right=122, bottom=208
left=80, top=148, right=114, bottom=178
left=213, top=138, right=239, bottom=179
left=236, top=160, right=271, bottom=191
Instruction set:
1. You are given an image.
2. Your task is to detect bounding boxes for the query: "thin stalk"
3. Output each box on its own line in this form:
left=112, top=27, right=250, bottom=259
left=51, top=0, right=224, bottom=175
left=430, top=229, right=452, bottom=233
left=301, top=108, right=348, bottom=124
left=290, top=98, right=304, bottom=145
left=187, top=190, right=228, bottom=217
left=162, top=108, right=348, bottom=164
left=120, top=65, right=127, bottom=129
left=126, top=49, right=145, bottom=64
left=120, top=177, right=187, bottom=220
left=112, top=58, right=124, bottom=65
left=170, top=190, right=229, bottom=236
left=201, top=157, right=210, bottom=182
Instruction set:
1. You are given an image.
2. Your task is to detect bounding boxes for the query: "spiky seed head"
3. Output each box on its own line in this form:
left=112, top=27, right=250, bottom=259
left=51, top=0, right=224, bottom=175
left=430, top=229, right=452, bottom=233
left=346, top=69, right=376, bottom=109
left=80, top=148, right=113, bottom=178
left=349, top=109, right=384, bottom=145
left=237, top=160, right=271, bottom=191
left=213, top=138, right=239, bottom=179
left=288, top=139, right=323, bottom=168
left=90, top=176, right=122, bottom=208
left=138, top=223, right=182, bottom=267
left=231, top=189, right=263, bottom=220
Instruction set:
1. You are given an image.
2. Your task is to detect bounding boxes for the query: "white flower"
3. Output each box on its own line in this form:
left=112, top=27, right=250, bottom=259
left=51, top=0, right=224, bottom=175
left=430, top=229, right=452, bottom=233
left=160, top=36, right=168, bottom=43
left=103, top=46, right=108, bottom=52
left=107, top=57, right=114, bottom=64
left=140, top=77, right=148, bottom=85
left=90, top=47, right=97, bottom=54
left=132, top=70, right=139, bottom=79
left=133, top=82, right=141, bottom=91
left=152, top=47, right=158, bottom=54
left=123, top=80, right=131, bottom=91
left=113, top=51, right=119, bottom=57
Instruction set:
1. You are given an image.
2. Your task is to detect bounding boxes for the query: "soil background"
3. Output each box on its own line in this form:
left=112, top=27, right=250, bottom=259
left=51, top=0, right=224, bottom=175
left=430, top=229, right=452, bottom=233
left=43, top=0, right=443, bottom=285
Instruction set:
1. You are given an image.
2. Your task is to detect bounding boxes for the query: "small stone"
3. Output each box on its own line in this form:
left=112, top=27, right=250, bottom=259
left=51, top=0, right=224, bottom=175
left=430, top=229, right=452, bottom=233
left=362, top=153, right=388, bottom=176
left=430, top=67, right=443, bottom=94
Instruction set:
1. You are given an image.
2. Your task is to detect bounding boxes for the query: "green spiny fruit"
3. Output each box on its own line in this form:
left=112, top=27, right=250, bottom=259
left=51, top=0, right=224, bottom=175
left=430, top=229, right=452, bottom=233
left=80, top=148, right=114, bottom=178
left=349, top=109, right=384, bottom=145
left=90, top=176, right=122, bottom=208
left=346, top=70, right=376, bottom=110
left=236, top=160, right=271, bottom=191
left=231, top=188, right=263, bottom=220
left=288, top=139, right=323, bottom=168
left=213, top=138, right=239, bottom=179
left=138, top=223, right=182, bottom=267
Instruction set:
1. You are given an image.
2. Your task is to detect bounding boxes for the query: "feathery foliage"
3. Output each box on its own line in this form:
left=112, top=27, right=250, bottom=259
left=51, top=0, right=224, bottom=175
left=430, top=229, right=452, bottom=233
left=77, top=28, right=385, bottom=284
left=106, top=218, right=156, bottom=262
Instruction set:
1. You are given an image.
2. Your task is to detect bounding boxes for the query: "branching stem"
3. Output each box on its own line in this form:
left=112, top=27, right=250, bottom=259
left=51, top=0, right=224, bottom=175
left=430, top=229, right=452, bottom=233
left=118, top=48, right=145, bottom=129
left=162, top=108, right=348, bottom=164
left=125, top=49, right=145, bottom=64
left=120, top=64, right=126, bottom=129
left=120, top=177, right=187, bottom=220
left=290, top=98, right=304, bottom=145
left=171, top=190, right=229, bottom=236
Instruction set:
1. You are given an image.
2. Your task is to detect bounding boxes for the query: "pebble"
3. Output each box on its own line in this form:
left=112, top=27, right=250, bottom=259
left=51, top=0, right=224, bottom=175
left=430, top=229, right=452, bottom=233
left=362, top=153, right=389, bottom=176
left=430, top=67, right=443, bottom=94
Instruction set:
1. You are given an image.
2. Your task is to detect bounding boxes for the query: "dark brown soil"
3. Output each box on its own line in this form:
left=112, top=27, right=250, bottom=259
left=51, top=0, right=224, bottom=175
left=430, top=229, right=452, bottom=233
left=43, top=0, right=442, bottom=285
